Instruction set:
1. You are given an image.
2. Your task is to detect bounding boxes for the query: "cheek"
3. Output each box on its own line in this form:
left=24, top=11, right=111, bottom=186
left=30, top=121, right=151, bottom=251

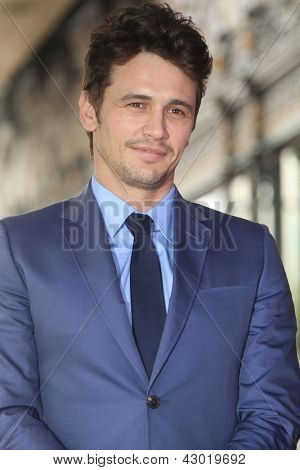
left=168, top=121, right=192, bottom=146
left=98, top=120, right=122, bottom=149
left=171, top=132, right=190, bottom=153
left=113, top=111, right=143, bottom=130
left=112, top=116, right=143, bottom=145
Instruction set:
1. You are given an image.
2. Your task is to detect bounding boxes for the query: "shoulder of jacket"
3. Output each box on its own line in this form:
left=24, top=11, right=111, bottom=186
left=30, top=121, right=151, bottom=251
left=0, top=196, right=75, bottom=232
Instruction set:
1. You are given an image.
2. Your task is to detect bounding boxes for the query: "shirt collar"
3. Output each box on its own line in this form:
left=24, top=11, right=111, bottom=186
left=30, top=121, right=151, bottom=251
left=91, top=174, right=175, bottom=243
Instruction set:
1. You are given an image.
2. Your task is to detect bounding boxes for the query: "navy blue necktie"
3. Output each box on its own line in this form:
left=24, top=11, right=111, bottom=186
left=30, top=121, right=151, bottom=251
left=125, top=213, right=166, bottom=378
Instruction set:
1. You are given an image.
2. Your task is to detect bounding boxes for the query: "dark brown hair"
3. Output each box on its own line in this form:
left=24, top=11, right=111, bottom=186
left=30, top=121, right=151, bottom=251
left=82, top=1, right=213, bottom=157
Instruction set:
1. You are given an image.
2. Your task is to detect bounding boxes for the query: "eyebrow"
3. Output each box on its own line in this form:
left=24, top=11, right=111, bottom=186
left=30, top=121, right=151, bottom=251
left=120, top=93, right=194, bottom=112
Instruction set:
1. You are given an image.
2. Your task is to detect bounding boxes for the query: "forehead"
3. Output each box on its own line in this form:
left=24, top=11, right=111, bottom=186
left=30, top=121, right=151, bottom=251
left=106, top=52, right=197, bottom=104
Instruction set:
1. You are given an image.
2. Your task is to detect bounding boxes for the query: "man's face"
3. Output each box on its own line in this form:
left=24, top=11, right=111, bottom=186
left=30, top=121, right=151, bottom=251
left=92, top=52, right=197, bottom=191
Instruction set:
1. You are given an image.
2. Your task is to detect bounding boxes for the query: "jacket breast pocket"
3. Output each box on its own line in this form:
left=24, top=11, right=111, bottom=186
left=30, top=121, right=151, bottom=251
left=199, top=284, right=257, bottom=304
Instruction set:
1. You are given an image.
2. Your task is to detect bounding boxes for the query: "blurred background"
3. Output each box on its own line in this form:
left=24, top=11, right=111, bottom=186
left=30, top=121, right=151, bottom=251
left=0, top=0, right=299, bottom=355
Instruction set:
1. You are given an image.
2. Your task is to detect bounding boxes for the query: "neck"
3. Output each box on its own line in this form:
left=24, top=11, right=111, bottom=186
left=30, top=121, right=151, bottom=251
left=94, top=169, right=174, bottom=213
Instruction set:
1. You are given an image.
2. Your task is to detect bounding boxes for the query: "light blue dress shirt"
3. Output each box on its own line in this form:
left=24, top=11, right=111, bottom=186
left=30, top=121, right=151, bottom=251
left=91, top=174, right=175, bottom=325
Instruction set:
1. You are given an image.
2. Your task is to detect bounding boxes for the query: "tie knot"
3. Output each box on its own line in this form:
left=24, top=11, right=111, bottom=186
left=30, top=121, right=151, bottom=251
left=125, top=213, right=153, bottom=237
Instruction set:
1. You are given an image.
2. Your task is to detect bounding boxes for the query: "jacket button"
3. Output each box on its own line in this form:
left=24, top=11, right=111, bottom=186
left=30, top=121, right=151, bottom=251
left=147, top=395, right=160, bottom=409
left=28, top=407, right=39, bottom=419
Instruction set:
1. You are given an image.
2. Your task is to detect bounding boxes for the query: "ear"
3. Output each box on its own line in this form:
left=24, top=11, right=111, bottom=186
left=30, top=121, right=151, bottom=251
left=79, top=91, right=98, bottom=132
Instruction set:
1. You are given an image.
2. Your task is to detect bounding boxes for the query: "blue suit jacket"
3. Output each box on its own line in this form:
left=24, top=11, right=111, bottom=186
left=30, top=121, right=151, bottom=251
left=0, top=179, right=299, bottom=450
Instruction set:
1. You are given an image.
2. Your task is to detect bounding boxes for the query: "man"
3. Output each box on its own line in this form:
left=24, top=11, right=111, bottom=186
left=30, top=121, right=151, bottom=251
left=0, top=2, right=299, bottom=450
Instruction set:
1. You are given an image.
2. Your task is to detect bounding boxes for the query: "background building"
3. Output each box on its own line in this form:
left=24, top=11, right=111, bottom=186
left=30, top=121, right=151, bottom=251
left=0, top=0, right=299, bottom=356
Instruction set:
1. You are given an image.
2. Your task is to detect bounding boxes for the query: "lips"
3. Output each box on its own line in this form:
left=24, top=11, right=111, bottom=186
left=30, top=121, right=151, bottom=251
left=130, top=146, right=167, bottom=158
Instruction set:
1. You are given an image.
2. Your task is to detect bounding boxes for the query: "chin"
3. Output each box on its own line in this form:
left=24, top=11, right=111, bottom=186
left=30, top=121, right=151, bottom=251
left=118, top=162, right=170, bottom=188
left=138, top=175, right=169, bottom=189
left=122, top=174, right=167, bottom=190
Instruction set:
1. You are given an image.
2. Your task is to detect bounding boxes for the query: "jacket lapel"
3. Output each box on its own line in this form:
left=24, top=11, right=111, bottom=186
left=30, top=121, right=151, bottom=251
left=60, top=180, right=211, bottom=389
left=60, top=179, right=149, bottom=385
left=149, top=188, right=212, bottom=388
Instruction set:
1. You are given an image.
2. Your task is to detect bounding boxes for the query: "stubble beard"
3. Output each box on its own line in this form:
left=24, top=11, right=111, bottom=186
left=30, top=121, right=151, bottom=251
left=96, top=122, right=177, bottom=189
left=115, top=160, right=172, bottom=190
left=99, top=144, right=174, bottom=190
left=97, top=133, right=176, bottom=190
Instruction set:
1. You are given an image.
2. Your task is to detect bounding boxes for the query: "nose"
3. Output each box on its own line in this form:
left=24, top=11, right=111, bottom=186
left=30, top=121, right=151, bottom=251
left=142, top=109, right=169, bottom=141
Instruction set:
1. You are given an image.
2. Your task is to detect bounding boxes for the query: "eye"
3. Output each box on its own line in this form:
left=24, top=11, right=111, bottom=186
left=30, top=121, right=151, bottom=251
left=168, top=108, right=185, bottom=116
left=128, top=102, right=145, bottom=108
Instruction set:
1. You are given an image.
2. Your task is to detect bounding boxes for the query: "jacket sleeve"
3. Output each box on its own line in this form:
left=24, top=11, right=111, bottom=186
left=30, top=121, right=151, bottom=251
left=226, top=224, right=300, bottom=449
left=0, top=221, right=65, bottom=449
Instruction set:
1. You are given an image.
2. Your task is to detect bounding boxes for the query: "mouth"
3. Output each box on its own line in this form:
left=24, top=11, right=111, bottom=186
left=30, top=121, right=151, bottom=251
left=129, top=146, right=168, bottom=160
